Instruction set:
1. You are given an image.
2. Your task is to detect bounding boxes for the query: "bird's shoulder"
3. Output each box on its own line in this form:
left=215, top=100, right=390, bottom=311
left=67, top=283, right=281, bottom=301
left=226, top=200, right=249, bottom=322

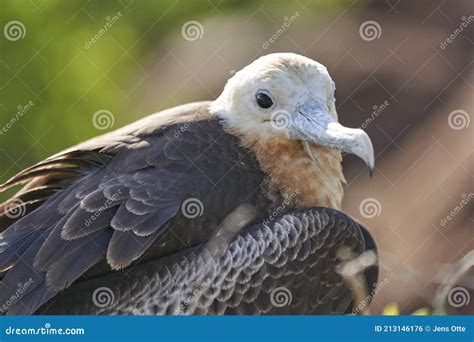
left=57, top=101, right=214, bottom=155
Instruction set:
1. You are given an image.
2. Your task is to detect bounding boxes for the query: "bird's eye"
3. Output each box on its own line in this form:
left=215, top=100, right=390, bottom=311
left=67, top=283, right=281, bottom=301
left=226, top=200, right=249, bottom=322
left=255, top=92, right=273, bottom=109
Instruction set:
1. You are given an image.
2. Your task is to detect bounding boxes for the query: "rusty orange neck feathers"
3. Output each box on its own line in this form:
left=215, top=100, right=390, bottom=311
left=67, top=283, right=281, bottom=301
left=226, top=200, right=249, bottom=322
left=240, top=133, right=345, bottom=210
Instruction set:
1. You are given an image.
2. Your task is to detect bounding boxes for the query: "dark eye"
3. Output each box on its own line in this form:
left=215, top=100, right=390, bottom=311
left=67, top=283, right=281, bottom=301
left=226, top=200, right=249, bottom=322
left=255, top=92, right=273, bottom=109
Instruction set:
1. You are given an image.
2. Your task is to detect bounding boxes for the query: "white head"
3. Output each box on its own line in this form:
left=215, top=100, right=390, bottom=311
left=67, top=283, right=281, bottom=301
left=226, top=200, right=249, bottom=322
left=210, top=53, right=374, bottom=174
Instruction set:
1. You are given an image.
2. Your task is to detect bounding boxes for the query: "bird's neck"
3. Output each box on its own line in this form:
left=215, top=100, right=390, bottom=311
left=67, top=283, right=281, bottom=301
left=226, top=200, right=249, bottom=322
left=240, top=134, right=345, bottom=210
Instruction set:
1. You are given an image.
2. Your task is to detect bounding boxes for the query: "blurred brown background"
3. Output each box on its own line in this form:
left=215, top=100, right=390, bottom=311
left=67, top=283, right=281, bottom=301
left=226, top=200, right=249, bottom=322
left=1, top=0, right=472, bottom=314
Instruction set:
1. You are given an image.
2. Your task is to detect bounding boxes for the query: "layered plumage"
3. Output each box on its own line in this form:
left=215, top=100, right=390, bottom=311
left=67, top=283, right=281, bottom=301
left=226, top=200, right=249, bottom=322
left=38, top=208, right=376, bottom=315
left=0, top=53, right=377, bottom=315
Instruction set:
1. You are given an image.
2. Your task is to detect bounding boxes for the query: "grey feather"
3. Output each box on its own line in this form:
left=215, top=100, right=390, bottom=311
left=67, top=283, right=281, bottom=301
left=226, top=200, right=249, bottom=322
left=35, top=208, right=376, bottom=315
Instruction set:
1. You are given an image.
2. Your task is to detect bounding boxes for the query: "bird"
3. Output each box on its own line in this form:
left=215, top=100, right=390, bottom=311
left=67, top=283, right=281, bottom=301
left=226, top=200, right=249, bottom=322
left=0, top=52, right=377, bottom=315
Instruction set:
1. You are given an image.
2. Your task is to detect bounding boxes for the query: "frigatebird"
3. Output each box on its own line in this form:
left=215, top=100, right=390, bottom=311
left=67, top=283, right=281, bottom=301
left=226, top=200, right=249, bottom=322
left=0, top=53, right=377, bottom=315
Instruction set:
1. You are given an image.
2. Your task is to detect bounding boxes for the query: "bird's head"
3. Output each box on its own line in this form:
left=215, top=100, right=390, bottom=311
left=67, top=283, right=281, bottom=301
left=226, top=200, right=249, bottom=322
left=210, top=53, right=374, bottom=175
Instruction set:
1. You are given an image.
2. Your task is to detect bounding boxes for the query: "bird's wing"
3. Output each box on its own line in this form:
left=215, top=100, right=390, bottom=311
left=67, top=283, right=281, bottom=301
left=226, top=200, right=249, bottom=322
left=37, top=207, right=378, bottom=315
left=0, top=102, right=271, bottom=315
left=0, top=101, right=212, bottom=232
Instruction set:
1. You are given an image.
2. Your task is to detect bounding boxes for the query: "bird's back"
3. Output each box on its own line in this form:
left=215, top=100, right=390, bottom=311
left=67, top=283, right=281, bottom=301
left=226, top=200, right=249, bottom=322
left=0, top=102, right=277, bottom=314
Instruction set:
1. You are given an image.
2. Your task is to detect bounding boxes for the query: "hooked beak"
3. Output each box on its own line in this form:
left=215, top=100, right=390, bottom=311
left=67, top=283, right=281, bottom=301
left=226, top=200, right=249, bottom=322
left=291, top=100, right=374, bottom=176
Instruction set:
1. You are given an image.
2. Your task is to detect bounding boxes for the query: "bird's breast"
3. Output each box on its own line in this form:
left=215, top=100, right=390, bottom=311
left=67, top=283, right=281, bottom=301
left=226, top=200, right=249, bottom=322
left=240, top=135, right=345, bottom=210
